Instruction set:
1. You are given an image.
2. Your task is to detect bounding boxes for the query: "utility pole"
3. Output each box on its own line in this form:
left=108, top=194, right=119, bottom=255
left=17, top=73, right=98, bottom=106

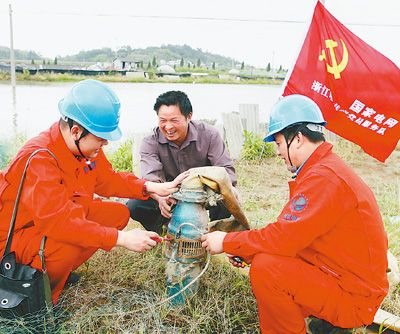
left=272, top=51, right=275, bottom=71
left=9, top=4, right=16, bottom=89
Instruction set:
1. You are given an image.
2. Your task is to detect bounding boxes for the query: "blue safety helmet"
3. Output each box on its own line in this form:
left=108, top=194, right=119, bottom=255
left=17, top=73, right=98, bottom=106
left=58, top=79, right=122, bottom=141
left=264, top=94, right=326, bottom=142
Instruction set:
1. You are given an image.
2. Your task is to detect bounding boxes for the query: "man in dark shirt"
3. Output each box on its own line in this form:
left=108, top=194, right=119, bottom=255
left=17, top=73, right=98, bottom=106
left=126, top=90, right=238, bottom=233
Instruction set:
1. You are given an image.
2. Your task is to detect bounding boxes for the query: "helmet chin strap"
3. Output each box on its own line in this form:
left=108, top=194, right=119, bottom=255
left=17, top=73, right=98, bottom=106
left=283, top=123, right=308, bottom=174
left=74, top=130, right=92, bottom=166
left=285, top=133, right=298, bottom=174
left=64, top=117, right=92, bottom=166
left=74, top=139, right=91, bottom=165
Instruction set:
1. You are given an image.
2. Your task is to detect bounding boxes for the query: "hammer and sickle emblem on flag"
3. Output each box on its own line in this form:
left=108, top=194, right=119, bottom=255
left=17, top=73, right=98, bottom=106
left=319, top=39, right=349, bottom=79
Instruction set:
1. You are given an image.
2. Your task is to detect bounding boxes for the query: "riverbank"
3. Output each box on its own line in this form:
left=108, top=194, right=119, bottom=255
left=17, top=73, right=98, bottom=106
left=0, top=72, right=284, bottom=85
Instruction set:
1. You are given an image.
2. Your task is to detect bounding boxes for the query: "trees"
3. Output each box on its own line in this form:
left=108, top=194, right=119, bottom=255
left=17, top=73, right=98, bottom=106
left=116, top=45, right=132, bottom=58
left=152, top=56, right=157, bottom=67
left=267, top=62, right=271, bottom=72
left=212, top=62, right=215, bottom=70
left=197, top=58, right=201, bottom=67
left=241, top=61, right=244, bottom=70
left=180, top=57, right=184, bottom=67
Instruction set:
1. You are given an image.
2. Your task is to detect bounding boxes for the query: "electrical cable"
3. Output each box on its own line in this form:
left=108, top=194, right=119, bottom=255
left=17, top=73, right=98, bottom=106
left=97, top=252, right=211, bottom=317
left=97, top=222, right=211, bottom=317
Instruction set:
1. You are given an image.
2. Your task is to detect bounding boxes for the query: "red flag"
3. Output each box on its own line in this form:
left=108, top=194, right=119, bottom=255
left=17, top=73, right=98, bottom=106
left=283, top=1, right=400, bottom=162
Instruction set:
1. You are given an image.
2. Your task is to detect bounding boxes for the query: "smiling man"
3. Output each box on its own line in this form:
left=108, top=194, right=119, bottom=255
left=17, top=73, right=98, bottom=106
left=0, top=80, right=186, bottom=305
left=201, top=94, right=389, bottom=334
left=126, top=90, right=237, bottom=233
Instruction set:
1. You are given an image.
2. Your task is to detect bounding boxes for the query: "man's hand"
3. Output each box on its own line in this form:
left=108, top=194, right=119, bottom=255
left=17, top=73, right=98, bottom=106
left=201, top=231, right=227, bottom=255
left=145, top=171, right=189, bottom=197
left=156, top=195, right=177, bottom=218
left=227, top=254, right=252, bottom=268
left=116, top=229, right=160, bottom=252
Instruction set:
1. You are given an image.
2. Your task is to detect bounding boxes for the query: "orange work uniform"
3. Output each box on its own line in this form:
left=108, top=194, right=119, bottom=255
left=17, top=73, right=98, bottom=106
left=0, top=122, right=148, bottom=304
left=223, top=142, right=388, bottom=334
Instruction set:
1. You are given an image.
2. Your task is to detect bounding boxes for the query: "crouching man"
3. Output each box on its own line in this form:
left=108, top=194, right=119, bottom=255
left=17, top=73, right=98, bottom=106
left=201, top=95, right=388, bottom=334
left=0, top=80, right=186, bottom=304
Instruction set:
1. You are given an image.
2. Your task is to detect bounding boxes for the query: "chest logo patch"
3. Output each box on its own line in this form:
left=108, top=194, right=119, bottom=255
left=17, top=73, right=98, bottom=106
left=290, top=194, right=308, bottom=212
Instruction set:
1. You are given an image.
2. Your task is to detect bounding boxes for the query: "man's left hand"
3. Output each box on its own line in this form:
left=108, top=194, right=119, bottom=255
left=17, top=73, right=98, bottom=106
left=157, top=195, right=176, bottom=218
left=145, top=171, right=189, bottom=197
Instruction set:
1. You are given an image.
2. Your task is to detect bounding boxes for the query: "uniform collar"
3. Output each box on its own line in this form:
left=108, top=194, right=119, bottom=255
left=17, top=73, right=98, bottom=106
left=293, top=142, right=333, bottom=181
left=48, top=122, right=86, bottom=170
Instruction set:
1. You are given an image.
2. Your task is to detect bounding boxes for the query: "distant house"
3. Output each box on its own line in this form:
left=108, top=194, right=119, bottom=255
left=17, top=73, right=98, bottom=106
left=167, top=60, right=181, bottom=67
left=0, top=62, right=10, bottom=72
left=228, top=68, right=240, bottom=76
left=156, top=65, right=190, bottom=79
left=113, top=58, right=142, bottom=71
left=156, top=64, right=175, bottom=74
left=227, top=68, right=241, bottom=80
left=87, top=63, right=105, bottom=71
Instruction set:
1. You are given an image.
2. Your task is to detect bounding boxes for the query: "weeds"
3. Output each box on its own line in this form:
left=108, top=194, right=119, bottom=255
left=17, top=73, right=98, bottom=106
left=57, top=244, right=259, bottom=333
left=0, top=132, right=399, bottom=333
left=0, top=134, right=27, bottom=169
left=240, top=131, right=275, bottom=161
left=107, top=139, right=133, bottom=172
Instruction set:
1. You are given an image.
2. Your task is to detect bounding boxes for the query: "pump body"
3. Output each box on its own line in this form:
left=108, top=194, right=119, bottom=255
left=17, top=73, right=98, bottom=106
left=163, top=166, right=250, bottom=306
left=164, top=189, right=210, bottom=305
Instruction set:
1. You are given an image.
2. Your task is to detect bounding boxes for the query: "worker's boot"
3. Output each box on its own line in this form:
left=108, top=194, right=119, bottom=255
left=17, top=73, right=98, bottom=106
left=309, top=317, right=353, bottom=334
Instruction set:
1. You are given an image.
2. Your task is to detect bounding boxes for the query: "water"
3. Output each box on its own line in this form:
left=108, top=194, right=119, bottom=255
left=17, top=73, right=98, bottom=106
left=0, top=81, right=282, bottom=141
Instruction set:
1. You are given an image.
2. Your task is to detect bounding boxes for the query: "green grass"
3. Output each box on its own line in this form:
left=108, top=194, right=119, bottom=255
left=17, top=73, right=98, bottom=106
left=0, top=71, right=283, bottom=85
left=0, top=134, right=27, bottom=169
left=1, top=135, right=399, bottom=333
left=56, top=244, right=259, bottom=333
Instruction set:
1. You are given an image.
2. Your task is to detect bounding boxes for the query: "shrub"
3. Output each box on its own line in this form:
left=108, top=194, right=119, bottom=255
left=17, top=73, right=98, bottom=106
left=108, top=139, right=133, bottom=172
left=241, top=130, right=275, bottom=160
left=0, top=134, right=27, bottom=170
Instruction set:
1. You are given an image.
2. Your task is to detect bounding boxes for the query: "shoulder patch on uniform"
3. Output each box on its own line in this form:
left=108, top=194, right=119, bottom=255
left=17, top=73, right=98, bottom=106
left=283, top=213, right=298, bottom=222
left=290, top=194, right=308, bottom=212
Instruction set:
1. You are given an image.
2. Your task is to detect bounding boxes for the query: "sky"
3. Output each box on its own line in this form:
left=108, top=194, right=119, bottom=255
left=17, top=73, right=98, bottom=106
left=0, top=0, right=399, bottom=69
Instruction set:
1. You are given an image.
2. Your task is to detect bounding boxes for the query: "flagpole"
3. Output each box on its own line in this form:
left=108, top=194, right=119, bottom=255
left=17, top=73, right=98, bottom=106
left=279, top=0, right=321, bottom=96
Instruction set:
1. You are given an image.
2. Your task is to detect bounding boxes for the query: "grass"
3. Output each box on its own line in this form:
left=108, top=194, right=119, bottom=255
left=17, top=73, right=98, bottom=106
left=0, top=71, right=283, bottom=85
left=60, top=137, right=400, bottom=333
left=56, top=245, right=259, bottom=333
left=0, top=136, right=399, bottom=333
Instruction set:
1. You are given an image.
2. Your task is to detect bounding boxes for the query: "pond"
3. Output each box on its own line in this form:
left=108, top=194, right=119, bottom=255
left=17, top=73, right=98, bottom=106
left=0, top=81, right=283, bottom=141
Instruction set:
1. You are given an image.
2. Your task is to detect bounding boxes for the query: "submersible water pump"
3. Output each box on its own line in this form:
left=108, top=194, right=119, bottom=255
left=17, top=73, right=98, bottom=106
left=164, top=185, right=220, bottom=305
left=163, top=166, right=250, bottom=306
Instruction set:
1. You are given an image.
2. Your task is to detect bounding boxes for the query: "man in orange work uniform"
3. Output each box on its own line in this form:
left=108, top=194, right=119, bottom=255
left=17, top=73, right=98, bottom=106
left=201, top=94, right=388, bottom=334
left=0, top=79, right=186, bottom=305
